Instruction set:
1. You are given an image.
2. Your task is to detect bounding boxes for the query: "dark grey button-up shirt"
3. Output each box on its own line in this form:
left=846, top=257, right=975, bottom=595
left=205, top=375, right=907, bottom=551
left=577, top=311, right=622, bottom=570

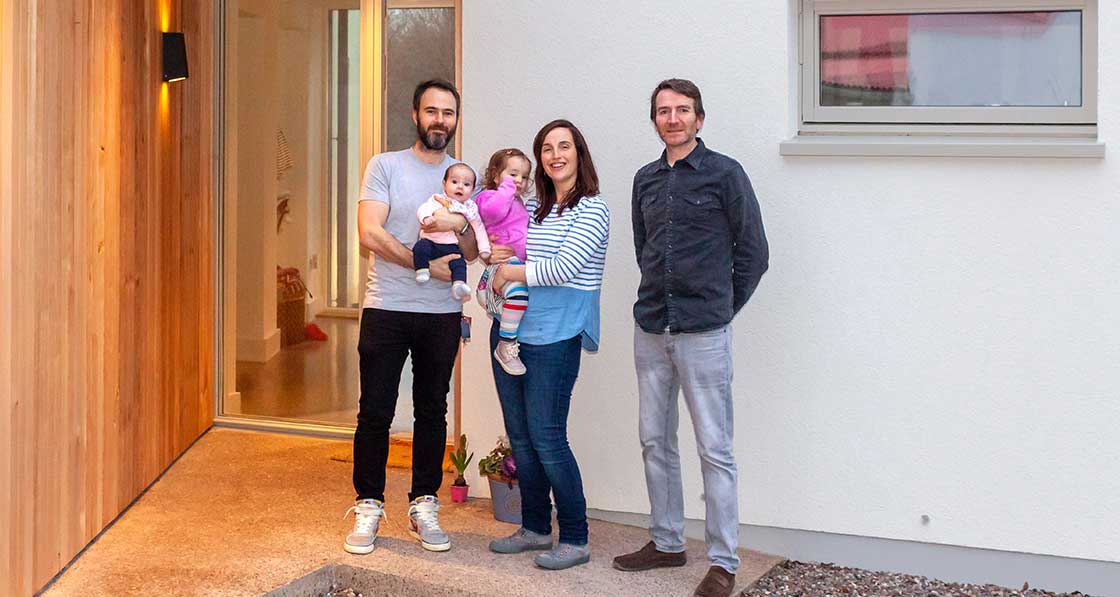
left=632, top=138, right=769, bottom=334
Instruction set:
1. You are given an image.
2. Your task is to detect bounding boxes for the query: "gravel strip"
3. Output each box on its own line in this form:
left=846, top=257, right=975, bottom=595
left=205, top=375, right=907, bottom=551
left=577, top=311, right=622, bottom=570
left=742, top=561, right=1097, bottom=597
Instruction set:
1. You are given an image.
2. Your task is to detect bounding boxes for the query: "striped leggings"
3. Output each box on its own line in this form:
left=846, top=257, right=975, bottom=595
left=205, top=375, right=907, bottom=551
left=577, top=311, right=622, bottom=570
left=497, top=263, right=528, bottom=341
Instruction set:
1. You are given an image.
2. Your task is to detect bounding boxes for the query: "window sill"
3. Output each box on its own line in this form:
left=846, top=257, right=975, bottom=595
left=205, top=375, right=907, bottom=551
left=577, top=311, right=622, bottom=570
left=779, top=134, right=1106, bottom=159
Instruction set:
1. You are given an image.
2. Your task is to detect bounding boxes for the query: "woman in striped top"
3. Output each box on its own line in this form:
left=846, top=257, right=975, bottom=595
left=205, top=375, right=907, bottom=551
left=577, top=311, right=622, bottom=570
left=484, top=120, right=610, bottom=570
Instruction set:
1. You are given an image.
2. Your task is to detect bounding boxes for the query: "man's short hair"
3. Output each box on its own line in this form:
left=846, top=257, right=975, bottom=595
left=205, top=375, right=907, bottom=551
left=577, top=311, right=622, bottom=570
left=649, top=78, right=704, bottom=121
left=413, top=79, right=461, bottom=115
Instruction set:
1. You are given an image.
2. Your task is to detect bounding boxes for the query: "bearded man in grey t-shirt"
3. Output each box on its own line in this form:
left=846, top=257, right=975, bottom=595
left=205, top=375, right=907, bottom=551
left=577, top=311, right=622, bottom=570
left=343, top=80, right=478, bottom=556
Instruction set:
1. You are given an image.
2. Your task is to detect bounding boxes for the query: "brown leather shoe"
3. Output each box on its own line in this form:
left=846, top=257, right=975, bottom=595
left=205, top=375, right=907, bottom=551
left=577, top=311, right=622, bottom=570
left=693, top=565, right=735, bottom=597
left=612, top=541, right=687, bottom=571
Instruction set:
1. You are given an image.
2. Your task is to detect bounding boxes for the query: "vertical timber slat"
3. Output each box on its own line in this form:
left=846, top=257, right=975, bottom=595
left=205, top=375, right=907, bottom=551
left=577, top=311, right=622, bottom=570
left=0, top=1, right=216, bottom=594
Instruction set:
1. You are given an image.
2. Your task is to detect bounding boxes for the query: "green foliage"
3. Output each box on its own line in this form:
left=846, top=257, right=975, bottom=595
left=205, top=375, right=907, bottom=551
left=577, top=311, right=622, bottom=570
left=449, top=434, right=473, bottom=486
left=478, top=436, right=512, bottom=480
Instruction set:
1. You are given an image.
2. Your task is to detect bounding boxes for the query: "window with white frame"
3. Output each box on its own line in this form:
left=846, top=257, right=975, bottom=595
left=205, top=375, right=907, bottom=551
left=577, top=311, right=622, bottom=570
left=799, top=0, right=1099, bottom=127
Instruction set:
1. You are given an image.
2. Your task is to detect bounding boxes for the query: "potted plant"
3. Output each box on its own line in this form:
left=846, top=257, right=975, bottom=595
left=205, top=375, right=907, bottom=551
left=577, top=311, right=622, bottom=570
left=478, top=436, right=520, bottom=524
left=448, top=434, right=473, bottom=503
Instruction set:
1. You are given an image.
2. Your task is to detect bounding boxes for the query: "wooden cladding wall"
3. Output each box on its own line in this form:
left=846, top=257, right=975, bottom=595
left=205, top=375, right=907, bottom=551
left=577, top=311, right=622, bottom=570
left=0, top=2, right=215, bottom=595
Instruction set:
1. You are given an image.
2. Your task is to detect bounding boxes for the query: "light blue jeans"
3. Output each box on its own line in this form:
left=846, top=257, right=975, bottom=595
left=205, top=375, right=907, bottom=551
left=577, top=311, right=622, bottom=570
left=634, top=324, right=739, bottom=574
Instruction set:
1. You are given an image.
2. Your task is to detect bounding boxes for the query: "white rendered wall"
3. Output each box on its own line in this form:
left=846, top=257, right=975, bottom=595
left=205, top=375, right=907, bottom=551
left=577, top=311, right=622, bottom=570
left=458, top=0, right=1119, bottom=564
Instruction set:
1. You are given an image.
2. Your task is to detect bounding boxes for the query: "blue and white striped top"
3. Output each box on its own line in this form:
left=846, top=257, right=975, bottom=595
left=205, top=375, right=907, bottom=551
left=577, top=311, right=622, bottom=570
left=518, top=195, right=610, bottom=351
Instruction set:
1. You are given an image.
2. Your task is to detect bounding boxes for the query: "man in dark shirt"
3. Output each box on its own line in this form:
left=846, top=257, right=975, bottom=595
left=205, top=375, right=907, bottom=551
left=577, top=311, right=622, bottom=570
left=612, top=79, right=768, bottom=597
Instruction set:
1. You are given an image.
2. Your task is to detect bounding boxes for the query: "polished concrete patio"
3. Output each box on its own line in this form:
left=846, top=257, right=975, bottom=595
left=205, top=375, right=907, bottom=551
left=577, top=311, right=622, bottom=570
left=44, top=429, right=783, bottom=596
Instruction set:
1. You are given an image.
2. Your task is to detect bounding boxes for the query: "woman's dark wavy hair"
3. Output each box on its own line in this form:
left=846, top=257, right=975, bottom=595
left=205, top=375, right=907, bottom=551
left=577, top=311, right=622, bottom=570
left=531, top=119, right=599, bottom=224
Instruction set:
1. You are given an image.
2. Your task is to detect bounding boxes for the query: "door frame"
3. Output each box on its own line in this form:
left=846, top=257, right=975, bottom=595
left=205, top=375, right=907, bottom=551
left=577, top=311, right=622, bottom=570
left=212, top=0, right=464, bottom=441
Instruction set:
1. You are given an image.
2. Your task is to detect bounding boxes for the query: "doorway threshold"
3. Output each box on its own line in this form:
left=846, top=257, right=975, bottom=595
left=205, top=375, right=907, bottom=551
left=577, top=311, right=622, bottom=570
left=215, top=414, right=354, bottom=440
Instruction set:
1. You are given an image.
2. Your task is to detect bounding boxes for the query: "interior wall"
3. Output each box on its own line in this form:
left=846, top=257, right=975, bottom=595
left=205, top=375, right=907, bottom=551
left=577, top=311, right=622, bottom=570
left=277, top=0, right=328, bottom=319
left=233, top=0, right=332, bottom=362
left=234, top=1, right=281, bottom=363
left=0, top=2, right=215, bottom=595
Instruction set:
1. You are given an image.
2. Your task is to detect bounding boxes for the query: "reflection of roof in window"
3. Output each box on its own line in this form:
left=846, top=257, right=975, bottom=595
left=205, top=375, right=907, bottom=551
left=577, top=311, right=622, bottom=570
left=820, top=12, right=1058, bottom=92
left=909, top=11, right=1056, bottom=31
left=821, top=15, right=910, bottom=92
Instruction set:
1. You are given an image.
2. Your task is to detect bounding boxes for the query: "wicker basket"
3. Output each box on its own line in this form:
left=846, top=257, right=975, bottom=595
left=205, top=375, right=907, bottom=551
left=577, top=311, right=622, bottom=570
left=277, top=267, right=307, bottom=347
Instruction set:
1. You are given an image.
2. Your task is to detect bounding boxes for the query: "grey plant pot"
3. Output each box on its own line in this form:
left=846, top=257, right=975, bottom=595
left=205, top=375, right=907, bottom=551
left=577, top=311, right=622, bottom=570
left=486, top=475, right=521, bottom=524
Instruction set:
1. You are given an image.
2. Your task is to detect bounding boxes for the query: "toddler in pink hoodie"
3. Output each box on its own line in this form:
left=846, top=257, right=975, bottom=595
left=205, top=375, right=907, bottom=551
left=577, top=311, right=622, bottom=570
left=475, top=148, right=532, bottom=375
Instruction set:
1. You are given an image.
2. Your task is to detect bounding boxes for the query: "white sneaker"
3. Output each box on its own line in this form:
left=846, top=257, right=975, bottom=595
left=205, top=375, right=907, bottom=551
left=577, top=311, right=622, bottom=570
left=408, top=496, right=451, bottom=552
left=452, top=281, right=472, bottom=303
left=494, top=340, right=527, bottom=376
left=415, top=269, right=431, bottom=283
left=343, top=499, right=385, bottom=554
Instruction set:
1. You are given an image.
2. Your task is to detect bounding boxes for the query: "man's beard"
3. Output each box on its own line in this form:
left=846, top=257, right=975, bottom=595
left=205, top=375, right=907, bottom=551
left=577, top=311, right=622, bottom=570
left=417, top=121, right=455, bottom=151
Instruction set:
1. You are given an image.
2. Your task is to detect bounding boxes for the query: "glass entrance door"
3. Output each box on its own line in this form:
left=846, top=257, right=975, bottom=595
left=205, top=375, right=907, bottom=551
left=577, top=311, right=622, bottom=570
left=219, top=0, right=461, bottom=438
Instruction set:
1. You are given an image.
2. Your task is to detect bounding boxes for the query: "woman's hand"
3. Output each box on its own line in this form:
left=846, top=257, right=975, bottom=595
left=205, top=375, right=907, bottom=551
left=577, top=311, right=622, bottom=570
left=491, top=263, right=526, bottom=290
left=491, top=263, right=508, bottom=290
left=487, top=235, right=516, bottom=264
left=421, top=207, right=467, bottom=235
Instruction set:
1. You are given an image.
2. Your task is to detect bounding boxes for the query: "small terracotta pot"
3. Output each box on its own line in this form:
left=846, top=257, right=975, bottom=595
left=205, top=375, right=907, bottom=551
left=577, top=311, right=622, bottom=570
left=450, top=484, right=469, bottom=503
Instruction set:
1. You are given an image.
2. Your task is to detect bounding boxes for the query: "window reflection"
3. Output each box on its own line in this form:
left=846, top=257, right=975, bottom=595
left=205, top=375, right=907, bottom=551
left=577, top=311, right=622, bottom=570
left=820, top=11, right=1082, bottom=107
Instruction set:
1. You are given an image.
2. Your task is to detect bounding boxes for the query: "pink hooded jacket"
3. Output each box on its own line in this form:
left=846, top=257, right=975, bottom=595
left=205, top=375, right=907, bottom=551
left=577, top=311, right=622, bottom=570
left=475, top=177, right=529, bottom=262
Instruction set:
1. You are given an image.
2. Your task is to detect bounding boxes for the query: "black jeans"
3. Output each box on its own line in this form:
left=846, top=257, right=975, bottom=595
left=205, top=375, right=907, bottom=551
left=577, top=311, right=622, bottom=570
left=354, top=308, right=461, bottom=502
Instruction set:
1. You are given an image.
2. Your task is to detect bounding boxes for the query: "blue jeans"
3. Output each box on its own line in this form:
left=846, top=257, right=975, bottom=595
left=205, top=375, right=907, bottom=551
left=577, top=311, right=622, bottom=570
left=634, top=324, right=739, bottom=573
left=489, top=320, right=588, bottom=545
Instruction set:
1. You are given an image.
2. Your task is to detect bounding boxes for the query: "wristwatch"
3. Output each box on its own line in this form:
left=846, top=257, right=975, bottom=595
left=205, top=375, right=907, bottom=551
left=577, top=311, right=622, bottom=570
left=458, top=220, right=470, bottom=236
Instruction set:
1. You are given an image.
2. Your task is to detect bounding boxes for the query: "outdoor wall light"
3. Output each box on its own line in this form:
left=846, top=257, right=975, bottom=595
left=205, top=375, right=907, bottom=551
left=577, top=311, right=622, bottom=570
left=162, top=32, right=189, bottom=82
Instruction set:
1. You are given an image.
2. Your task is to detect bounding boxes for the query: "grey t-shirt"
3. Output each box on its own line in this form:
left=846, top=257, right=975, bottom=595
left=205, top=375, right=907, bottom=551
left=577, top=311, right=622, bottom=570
left=359, top=148, right=463, bottom=313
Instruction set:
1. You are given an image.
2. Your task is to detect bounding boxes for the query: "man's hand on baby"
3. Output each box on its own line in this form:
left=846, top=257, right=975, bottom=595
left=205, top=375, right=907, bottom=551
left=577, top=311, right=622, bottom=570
left=428, top=254, right=461, bottom=282
left=421, top=208, right=465, bottom=234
